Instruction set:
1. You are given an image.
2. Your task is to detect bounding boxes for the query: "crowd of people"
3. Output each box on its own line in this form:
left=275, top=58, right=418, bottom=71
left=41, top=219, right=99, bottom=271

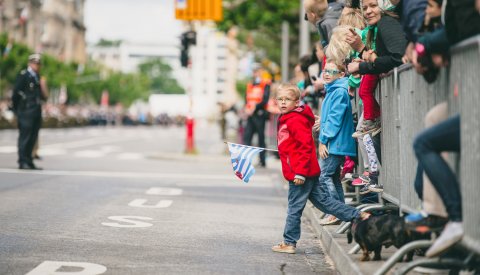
left=238, top=0, right=480, bottom=261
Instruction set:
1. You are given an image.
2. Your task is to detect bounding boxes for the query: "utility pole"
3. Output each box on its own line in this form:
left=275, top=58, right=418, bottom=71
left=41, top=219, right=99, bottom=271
left=299, top=0, right=310, bottom=57
left=281, top=21, right=289, bottom=82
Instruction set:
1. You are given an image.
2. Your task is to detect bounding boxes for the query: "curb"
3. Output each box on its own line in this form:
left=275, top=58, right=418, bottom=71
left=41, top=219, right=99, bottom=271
left=303, top=204, right=364, bottom=275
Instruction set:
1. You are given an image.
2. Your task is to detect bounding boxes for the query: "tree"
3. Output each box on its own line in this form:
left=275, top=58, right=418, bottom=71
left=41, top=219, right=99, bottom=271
left=217, top=0, right=304, bottom=67
left=138, top=58, right=184, bottom=94
left=0, top=33, right=150, bottom=106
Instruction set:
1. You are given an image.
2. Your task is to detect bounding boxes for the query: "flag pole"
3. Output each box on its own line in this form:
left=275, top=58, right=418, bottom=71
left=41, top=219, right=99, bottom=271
left=223, top=141, right=278, bottom=152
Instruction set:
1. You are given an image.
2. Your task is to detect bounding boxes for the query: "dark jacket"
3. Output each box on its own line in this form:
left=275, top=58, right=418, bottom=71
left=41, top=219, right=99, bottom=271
left=316, top=2, right=344, bottom=47
left=12, top=69, right=45, bottom=116
left=359, top=15, right=407, bottom=75
left=277, top=105, right=320, bottom=181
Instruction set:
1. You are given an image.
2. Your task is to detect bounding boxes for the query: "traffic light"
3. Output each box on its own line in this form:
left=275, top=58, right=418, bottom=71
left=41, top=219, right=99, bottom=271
left=180, top=31, right=196, bottom=68
left=180, top=48, right=189, bottom=67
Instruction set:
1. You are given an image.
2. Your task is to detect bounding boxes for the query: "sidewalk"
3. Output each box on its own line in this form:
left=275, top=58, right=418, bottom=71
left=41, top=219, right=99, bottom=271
left=266, top=157, right=436, bottom=275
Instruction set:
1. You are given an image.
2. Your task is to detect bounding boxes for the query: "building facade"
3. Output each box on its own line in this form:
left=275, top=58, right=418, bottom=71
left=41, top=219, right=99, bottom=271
left=0, top=0, right=87, bottom=64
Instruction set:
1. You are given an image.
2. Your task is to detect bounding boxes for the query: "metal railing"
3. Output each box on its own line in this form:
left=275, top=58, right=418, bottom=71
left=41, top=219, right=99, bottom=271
left=376, top=35, right=480, bottom=270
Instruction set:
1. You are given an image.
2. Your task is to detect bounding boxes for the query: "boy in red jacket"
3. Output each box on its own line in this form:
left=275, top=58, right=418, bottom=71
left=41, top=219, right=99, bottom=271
left=272, top=83, right=368, bottom=254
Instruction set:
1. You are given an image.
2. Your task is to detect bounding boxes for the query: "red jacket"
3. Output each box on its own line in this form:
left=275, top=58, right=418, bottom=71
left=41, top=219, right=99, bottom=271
left=277, top=105, right=320, bottom=181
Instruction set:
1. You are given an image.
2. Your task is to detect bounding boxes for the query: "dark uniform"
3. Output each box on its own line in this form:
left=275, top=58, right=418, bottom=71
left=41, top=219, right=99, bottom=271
left=12, top=62, right=45, bottom=169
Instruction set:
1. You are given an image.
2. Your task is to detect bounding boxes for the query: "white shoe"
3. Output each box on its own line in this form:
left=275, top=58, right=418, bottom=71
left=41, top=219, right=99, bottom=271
left=426, top=222, right=464, bottom=257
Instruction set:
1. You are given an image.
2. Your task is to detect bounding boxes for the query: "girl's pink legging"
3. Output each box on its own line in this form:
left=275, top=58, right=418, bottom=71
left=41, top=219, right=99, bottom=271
left=359, top=74, right=381, bottom=120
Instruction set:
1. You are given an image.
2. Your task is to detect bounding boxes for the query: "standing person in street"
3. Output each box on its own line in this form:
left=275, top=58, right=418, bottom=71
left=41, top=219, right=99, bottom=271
left=243, top=64, right=270, bottom=167
left=11, top=53, right=46, bottom=170
left=272, top=83, right=369, bottom=254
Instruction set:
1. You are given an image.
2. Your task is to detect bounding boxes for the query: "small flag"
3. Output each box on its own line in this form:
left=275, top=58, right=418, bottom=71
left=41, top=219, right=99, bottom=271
left=227, top=142, right=264, bottom=183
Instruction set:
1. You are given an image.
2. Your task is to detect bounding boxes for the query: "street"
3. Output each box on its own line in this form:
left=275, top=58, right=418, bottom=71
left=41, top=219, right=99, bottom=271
left=0, top=123, right=336, bottom=274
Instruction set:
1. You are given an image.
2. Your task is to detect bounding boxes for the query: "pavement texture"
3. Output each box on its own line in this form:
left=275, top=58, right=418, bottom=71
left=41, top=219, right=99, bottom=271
left=0, top=123, right=338, bottom=275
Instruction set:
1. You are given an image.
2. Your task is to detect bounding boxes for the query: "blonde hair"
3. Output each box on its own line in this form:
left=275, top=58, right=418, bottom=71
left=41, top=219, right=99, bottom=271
left=277, top=83, right=301, bottom=100
left=338, top=8, right=366, bottom=29
left=305, top=0, right=328, bottom=18
left=325, top=26, right=353, bottom=65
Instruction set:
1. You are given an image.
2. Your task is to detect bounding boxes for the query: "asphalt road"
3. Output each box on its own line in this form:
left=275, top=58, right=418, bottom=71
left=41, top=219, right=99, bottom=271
left=0, top=122, right=336, bottom=275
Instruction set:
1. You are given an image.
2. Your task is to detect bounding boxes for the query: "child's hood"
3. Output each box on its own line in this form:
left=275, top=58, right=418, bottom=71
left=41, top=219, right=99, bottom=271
left=278, top=104, right=315, bottom=127
left=325, top=77, right=348, bottom=93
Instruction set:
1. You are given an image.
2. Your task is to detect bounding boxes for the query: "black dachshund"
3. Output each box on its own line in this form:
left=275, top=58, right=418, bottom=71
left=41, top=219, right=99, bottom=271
left=347, top=214, right=429, bottom=261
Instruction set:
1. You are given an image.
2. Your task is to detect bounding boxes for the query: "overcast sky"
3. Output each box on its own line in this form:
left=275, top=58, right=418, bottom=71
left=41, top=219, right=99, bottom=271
left=84, top=0, right=183, bottom=45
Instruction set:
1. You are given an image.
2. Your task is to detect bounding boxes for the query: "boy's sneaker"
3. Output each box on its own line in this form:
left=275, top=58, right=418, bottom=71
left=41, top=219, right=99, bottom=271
left=272, top=242, right=296, bottom=254
left=352, top=118, right=381, bottom=138
left=426, top=222, right=464, bottom=258
left=405, top=213, right=448, bottom=233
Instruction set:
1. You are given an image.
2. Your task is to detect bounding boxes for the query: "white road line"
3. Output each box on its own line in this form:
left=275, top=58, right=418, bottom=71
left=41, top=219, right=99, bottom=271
left=42, top=136, right=133, bottom=149
left=0, top=168, right=271, bottom=181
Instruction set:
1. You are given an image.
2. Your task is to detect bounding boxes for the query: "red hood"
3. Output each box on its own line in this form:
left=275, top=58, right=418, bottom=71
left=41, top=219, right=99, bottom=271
left=278, top=104, right=315, bottom=126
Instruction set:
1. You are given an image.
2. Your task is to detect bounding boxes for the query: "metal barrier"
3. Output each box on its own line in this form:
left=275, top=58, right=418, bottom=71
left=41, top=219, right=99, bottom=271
left=374, top=35, right=480, bottom=273
left=451, top=35, right=480, bottom=255
left=379, top=65, right=449, bottom=212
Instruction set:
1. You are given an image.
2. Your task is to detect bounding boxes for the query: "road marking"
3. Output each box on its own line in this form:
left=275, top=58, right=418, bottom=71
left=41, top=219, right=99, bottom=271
left=128, top=199, right=173, bottom=208
left=0, top=168, right=271, bottom=181
left=101, top=216, right=153, bottom=228
left=26, top=261, right=107, bottom=275
left=117, top=152, right=143, bottom=160
left=0, top=146, right=16, bottom=153
left=146, top=187, right=183, bottom=196
left=42, top=136, right=133, bottom=149
left=74, top=150, right=106, bottom=158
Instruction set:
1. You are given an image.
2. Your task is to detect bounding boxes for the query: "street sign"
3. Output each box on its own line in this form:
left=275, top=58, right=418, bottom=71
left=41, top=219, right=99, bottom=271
left=175, top=0, right=223, bottom=21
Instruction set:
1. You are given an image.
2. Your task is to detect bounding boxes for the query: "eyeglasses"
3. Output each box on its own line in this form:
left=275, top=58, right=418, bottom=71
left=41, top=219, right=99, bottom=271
left=275, top=97, right=297, bottom=103
left=304, top=13, right=308, bottom=21
left=324, top=69, right=340, bottom=75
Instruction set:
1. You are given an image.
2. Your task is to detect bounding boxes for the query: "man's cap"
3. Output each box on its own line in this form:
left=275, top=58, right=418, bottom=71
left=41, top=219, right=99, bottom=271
left=28, top=53, right=41, bottom=64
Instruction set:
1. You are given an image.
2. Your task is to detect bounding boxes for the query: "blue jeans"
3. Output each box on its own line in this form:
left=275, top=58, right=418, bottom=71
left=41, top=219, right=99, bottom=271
left=319, top=154, right=345, bottom=203
left=283, top=177, right=360, bottom=245
left=413, top=114, right=461, bottom=221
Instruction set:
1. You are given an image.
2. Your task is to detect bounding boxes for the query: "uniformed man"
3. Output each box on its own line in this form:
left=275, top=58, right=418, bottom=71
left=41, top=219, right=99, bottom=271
left=11, top=53, right=46, bottom=170
left=243, top=64, right=270, bottom=167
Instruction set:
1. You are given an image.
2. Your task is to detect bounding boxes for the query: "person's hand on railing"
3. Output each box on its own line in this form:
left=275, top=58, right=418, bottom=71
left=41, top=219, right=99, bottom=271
left=347, top=59, right=361, bottom=74
left=402, top=42, right=415, bottom=64
left=345, top=28, right=364, bottom=52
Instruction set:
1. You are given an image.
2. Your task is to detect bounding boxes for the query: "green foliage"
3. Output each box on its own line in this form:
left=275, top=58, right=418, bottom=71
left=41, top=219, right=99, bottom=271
left=0, top=33, right=151, bottom=106
left=138, top=58, right=184, bottom=94
left=236, top=78, right=249, bottom=99
left=218, top=0, right=302, bottom=66
left=96, top=38, right=122, bottom=47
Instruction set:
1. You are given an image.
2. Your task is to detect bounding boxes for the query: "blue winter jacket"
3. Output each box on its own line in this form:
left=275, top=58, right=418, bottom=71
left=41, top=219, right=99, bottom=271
left=319, top=77, right=356, bottom=157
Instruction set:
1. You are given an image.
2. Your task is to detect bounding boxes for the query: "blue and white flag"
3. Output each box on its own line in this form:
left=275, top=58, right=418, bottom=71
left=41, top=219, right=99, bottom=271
left=227, top=142, right=264, bottom=183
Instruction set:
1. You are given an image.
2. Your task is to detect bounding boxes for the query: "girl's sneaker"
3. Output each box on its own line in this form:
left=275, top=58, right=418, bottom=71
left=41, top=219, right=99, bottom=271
left=352, top=177, right=367, bottom=186
left=366, top=172, right=382, bottom=192
left=359, top=184, right=372, bottom=194
left=352, top=170, right=370, bottom=186
left=368, top=183, right=384, bottom=193
left=352, top=118, right=381, bottom=138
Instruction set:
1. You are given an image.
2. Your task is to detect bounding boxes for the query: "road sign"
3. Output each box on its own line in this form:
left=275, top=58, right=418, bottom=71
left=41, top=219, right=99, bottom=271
left=175, top=0, right=223, bottom=21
